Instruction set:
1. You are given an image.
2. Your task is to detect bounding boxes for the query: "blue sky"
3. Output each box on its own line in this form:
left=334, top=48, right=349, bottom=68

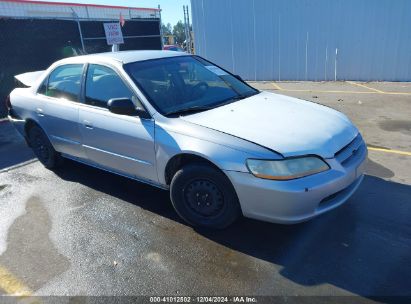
left=40, top=0, right=190, bottom=25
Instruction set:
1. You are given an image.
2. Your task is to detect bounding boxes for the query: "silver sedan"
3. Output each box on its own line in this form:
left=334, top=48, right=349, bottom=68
left=7, top=50, right=367, bottom=229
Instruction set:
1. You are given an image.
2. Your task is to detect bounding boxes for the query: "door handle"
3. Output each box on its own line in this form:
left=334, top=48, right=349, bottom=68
left=83, top=120, right=93, bottom=129
left=36, top=108, right=44, bottom=117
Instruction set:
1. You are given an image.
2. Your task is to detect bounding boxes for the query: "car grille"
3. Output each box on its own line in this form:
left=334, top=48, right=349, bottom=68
left=335, top=134, right=366, bottom=166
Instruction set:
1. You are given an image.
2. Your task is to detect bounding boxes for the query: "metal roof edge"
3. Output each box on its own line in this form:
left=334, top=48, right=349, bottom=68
left=2, top=0, right=160, bottom=12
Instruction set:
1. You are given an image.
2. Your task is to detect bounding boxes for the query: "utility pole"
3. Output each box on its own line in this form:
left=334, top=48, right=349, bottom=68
left=183, top=5, right=188, bottom=52
left=183, top=5, right=191, bottom=53
left=186, top=5, right=191, bottom=54
left=159, top=5, right=164, bottom=49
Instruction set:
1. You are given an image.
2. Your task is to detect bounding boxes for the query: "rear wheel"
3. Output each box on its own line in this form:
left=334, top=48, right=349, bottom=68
left=170, top=163, right=241, bottom=229
left=28, top=125, right=62, bottom=169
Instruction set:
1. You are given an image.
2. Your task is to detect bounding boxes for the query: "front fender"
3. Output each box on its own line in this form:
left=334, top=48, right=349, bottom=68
left=154, top=122, right=279, bottom=185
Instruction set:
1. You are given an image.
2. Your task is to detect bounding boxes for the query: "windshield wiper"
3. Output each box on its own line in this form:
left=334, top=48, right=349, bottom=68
left=165, top=105, right=216, bottom=116
left=166, top=97, right=242, bottom=116
left=165, top=92, right=260, bottom=117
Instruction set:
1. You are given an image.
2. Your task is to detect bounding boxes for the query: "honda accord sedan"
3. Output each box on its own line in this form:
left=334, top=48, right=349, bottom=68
left=7, top=50, right=367, bottom=229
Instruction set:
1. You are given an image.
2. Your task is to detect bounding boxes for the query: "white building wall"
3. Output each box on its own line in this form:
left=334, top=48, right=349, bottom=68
left=191, top=0, right=411, bottom=81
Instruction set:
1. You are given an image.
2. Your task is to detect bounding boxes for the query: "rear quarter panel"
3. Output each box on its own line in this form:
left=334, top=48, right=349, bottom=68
left=10, top=87, right=42, bottom=128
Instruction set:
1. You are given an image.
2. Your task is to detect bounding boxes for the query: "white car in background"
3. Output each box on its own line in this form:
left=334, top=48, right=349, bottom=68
left=7, top=50, right=367, bottom=229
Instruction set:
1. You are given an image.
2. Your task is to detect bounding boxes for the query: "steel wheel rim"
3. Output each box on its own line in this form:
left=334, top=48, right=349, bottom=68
left=183, top=178, right=224, bottom=217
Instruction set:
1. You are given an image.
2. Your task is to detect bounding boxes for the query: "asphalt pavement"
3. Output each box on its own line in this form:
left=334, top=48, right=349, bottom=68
left=0, top=81, right=410, bottom=302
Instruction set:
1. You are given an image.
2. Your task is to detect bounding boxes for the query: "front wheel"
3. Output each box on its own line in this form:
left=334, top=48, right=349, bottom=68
left=28, top=125, right=62, bottom=169
left=170, top=164, right=241, bottom=229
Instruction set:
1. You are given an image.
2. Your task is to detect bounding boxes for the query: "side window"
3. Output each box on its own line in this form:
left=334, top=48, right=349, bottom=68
left=41, top=64, right=83, bottom=102
left=85, top=64, right=135, bottom=109
left=37, top=79, right=47, bottom=95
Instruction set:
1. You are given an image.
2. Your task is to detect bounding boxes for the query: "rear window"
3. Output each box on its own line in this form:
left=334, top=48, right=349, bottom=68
left=39, top=64, right=83, bottom=102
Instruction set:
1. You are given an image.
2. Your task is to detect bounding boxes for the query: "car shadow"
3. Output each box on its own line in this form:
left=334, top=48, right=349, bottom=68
left=53, top=159, right=411, bottom=298
left=199, top=174, right=411, bottom=297
left=0, top=121, right=34, bottom=170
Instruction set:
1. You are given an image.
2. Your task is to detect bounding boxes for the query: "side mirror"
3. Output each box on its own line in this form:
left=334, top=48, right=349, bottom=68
left=234, top=74, right=243, bottom=81
left=107, top=98, right=150, bottom=118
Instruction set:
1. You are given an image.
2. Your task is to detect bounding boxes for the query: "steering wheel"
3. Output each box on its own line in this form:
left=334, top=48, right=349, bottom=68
left=190, top=81, right=209, bottom=99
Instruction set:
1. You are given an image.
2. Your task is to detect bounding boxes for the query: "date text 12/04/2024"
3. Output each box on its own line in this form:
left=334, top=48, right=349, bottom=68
left=149, top=296, right=257, bottom=303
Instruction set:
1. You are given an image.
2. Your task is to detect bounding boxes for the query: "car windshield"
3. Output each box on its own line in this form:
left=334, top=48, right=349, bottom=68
left=124, top=56, right=259, bottom=116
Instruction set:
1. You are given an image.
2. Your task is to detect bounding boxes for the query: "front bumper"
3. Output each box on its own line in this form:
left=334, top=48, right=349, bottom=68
left=225, top=138, right=367, bottom=224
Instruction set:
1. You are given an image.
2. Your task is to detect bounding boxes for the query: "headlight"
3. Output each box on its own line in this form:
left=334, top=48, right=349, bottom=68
left=246, top=157, right=330, bottom=180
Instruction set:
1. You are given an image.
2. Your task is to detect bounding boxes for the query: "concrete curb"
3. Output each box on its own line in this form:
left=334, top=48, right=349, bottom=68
left=0, top=159, right=38, bottom=174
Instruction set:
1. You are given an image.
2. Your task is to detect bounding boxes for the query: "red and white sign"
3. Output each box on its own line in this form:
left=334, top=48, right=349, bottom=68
left=103, top=23, right=124, bottom=45
left=119, top=12, right=125, bottom=27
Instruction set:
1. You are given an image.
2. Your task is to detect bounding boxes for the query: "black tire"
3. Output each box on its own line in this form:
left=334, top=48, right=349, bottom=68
left=27, top=125, right=62, bottom=169
left=170, top=163, right=241, bottom=229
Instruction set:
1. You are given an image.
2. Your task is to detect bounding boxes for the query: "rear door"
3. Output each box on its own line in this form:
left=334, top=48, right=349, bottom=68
left=37, top=64, right=86, bottom=159
left=78, top=63, right=157, bottom=182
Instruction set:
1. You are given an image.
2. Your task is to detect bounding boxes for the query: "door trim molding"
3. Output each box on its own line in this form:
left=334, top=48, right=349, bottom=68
left=82, top=144, right=152, bottom=166
left=50, top=134, right=81, bottom=145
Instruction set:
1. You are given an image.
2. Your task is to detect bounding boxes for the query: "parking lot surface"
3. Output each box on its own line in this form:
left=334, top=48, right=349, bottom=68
left=0, top=81, right=410, bottom=301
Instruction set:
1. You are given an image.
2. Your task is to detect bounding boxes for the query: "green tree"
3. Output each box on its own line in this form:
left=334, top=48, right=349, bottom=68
left=173, top=20, right=186, bottom=45
left=161, top=22, right=172, bottom=35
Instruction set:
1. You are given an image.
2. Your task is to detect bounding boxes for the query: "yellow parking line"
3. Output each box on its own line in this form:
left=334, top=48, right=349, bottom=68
left=0, top=265, right=32, bottom=297
left=251, top=81, right=411, bottom=95
left=368, top=147, right=411, bottom=157
left=379, top=91, right=411, bottom=95
left=346, top=81, right=385, bottom=93
left=271, top=82, right=283, bottom=90
left=276, top=89, right=411, bottom=95
left=282, top=89, right=373, bottom=94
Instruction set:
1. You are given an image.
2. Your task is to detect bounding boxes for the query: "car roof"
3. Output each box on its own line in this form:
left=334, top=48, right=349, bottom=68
left=57, top=50, right=189, bottom=65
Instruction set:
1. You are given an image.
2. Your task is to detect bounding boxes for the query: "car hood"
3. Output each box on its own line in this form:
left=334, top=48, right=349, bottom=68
left=180, top=91, right=358, bottom=158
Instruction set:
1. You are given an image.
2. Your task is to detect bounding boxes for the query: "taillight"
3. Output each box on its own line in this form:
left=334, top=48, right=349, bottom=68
left=5, top=94, right=11, bottom=110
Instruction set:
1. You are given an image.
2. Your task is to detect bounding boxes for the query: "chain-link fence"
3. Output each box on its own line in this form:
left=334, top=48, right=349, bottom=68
left=0, top=18, right=161, bottom=118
